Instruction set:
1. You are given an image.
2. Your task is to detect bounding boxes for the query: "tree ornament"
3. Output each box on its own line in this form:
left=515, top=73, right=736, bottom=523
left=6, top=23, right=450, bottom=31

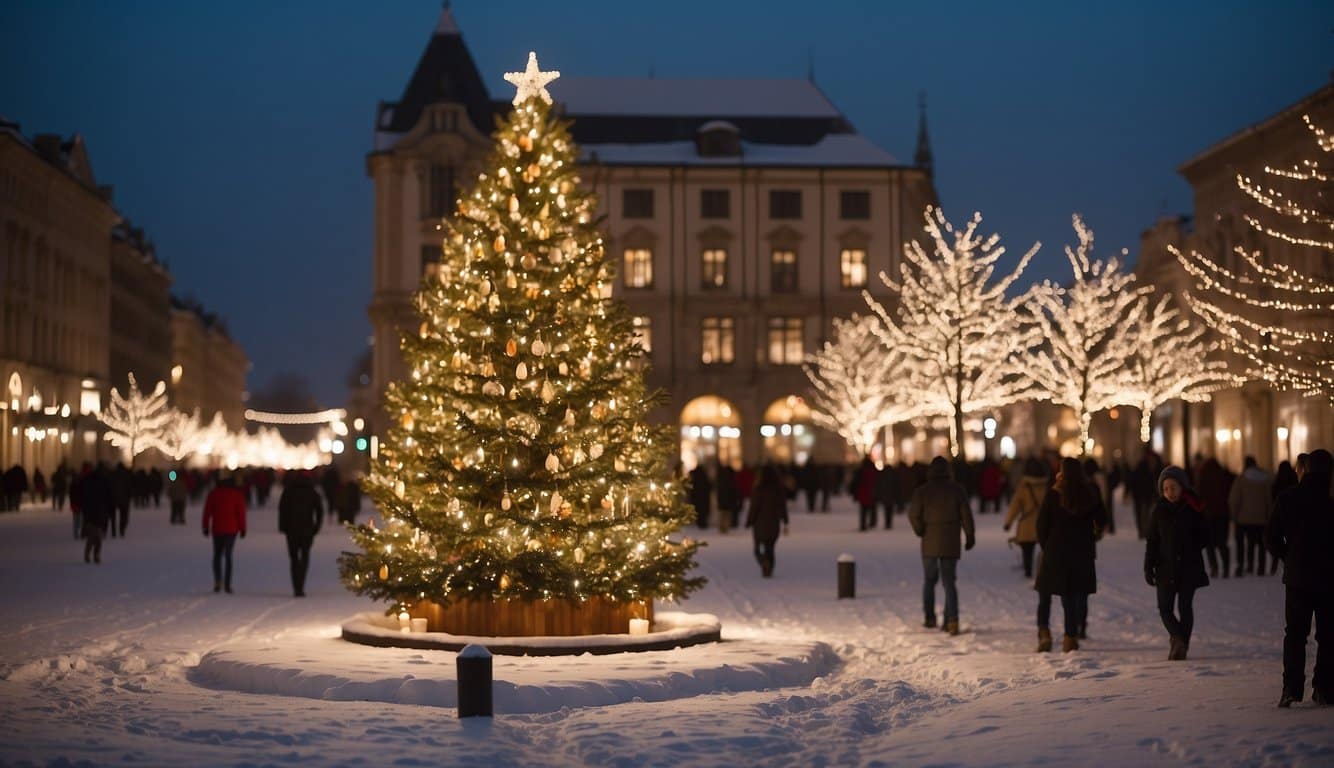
left=400, top=413, right=415, bottom=431
left=506, top=338, right=518, bottom=357
left=572, top=446, right=586, bottom=465
left=541, top=379, right=555, bottom=403
left=482, top=361, right=496, bottom=377
left=558, top=361, right=569, bottom=376
left=589, top=443, right=604, bottom=460
left=479, top=278, right=492, bottom=297
left=516, top=361, right=529, bottom=380
left=614, top=457, right=627, bottom=472
left=548, top=246, right=563, bottom=265
left=482, top=381, right=504, bottom=397
left=493, top=234, right=506, bottom=253
left=550, top=491, right=563, bottom=514
left=600, top=495, right=613, bottom=510
left=574, top=547, right=585, bottom=564
left=564, top=408, right=576, bottom=426
left=501, top=491, right=512, bottom=511
left=545, top=453, right=561, bottom=473
left=499, top=573, right=511, bottom=590
left=505, top=270, right=518, bottom=289
left=531, top=339, right=546, bottom=356
left=508, top=195, right=519, bottom=214
left=559, top=502, right=572, bottom=519
left=379, top=564, right=389, bottom=581
left=488, top=293, right=500, bottom=312
left=419, top=321, right=429, bottom=339
left=518, top=134, right=532, bottom=152
left=503, top=51, right=560, bottom=106
left=522, top=252, right=537, bottom=270
left=447, top=315, right=461, bottom=330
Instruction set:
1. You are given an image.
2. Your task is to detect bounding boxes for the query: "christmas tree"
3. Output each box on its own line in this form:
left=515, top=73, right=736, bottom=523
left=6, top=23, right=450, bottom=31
left=339, top=53, right=703, bottom=621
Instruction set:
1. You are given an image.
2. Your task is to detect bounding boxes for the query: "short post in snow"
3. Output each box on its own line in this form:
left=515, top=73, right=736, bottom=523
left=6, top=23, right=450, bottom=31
left=837, top=553, right=856, bottom=599
left=456, top=643, right=493, bottom=718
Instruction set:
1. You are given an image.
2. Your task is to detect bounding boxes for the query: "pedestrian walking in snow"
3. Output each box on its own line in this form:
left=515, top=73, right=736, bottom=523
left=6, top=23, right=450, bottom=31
left=1130, top=452, right=1163, bottom=540
left=202, top=470, right=247, bottom=594
left=852, top=456, right=878, bottom=531
left=51, top=461, right=70, bottom=512
left=688, top=463, right=712, bottom=529
left=716, top=462, right=739, bottom=534
left=908, top=456, right=975, bottom=635
left=1004, top=458, right=1048, bottom=579
left=278, top=471, right=323, bottom=597
left=31, top=468, right=47, bottom=505
left=1265, top=448, right=1334, bottom=708
left=167, top=469, right=189, bottom=525
left=1034, top=457, right=1106, bottom=653
left=875, top=460, right=900, bottom=529
left=1145, top=465, right=1210, bottom=661
left=745, top=464, right=789, bottom=578
left=1228, top=456, right=1273, bottom=577
left=78, top=464, right=114, bottom=564
left=110, top=463, right=131, bottom=537
left=3, top=464, right=28, bottom=511
left=1196, top=457, right=1233, bottom=579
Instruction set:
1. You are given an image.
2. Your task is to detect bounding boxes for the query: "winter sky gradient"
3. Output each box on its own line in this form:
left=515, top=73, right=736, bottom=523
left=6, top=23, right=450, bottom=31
left=2, top=0, right=1331, bottom=405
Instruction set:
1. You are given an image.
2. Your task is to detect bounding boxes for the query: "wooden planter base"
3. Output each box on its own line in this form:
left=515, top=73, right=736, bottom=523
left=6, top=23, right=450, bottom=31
left=410, top=597, right=653, bottom=637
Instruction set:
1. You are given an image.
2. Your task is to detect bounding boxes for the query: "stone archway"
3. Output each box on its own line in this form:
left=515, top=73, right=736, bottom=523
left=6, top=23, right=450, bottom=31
left=679, top=396, right=742, bottom=472
left=761, top=395, right=814, bottom=465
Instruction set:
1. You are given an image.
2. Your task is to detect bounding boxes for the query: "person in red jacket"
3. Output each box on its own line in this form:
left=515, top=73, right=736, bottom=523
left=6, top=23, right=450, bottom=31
left=202, top=469, right=247, bottom=593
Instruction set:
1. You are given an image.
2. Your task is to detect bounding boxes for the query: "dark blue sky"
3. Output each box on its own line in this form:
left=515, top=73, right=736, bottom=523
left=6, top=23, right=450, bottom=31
left=4, top=1, right=1331, bottom=406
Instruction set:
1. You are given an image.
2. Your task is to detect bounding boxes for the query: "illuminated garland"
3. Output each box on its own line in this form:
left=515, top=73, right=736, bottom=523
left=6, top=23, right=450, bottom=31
left=100, top=373, right=172, bottom=461
left=338, top=53, right=702, bottom=613
left=1021, top=215, right=1150, bottom=453
left=863, top=207, right=1042, bottom=459
left=1173, top=114, right=1334, bottom=403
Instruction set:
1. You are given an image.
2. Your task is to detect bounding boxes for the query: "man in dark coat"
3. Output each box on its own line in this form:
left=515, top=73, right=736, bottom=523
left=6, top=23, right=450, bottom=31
left=110, top=463, right=132, bottom=537
left=79, top=464, right=115, bottom=564
left=715, top=462, right=739, bottom=532
left=1130, top=452, right=1163, bottom=540
left=688, top=464, right=712, bottom=529
left=745, top=465, right=789, bottom=577
left=875, top=460, right=900, bottom=529
left=3, top=464, right=28, bottom=511
left=278, top=471, right=323, bottom=597
left=908, top=456, right=976, bottom=634
left=1265, top=448, right=1334, bottom=708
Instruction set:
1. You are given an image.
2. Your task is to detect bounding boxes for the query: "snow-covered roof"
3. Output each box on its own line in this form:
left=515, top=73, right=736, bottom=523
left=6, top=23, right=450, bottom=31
left=581, top=133, right=901, bottom=168
left=551, top=78, right=842, bottom=119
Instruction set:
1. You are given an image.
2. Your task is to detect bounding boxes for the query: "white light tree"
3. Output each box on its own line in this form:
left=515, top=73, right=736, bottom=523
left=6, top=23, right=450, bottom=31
left=1173, top=115, right=1334, bottom=403
left=865, top=206, right=1041, bottom=459
left=804, top=314, right=920, bottom=456
left=100, top=373, right=172, bottom=464
left=158, top=407, right=204, bottom=462
left=1119, top=293, right=1237, bottom=445
left=1022, top=215, right=1149, bottom=454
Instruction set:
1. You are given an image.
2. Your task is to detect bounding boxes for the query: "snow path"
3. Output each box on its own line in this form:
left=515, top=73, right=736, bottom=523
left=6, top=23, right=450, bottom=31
left=0, top=492, right=1330, bottom=766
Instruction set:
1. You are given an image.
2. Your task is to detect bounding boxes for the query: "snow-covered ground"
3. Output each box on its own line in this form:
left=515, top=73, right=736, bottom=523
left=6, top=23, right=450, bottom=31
left=1, top=490, right=1330, bottom=767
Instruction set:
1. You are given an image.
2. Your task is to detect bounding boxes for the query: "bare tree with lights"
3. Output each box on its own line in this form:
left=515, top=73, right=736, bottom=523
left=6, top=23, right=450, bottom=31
left=1173, top=115, right=1334, bottom=403
left=158, top=407, right=204, bottom=463
left=99, top=373, right=172, bottom=465
left=1118, top=294, right=1236, bottom=446
left=1021, top=215, right=1149, bottom=454
left=864, top=207, right=1041, bottom=459
left=803, top=314, right=919, bottom=457
left=338, top=53, right=702, bottom=627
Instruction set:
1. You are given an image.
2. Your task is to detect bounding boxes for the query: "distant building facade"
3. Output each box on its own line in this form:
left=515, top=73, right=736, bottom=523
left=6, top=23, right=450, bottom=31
left=0, top=122, right=118, bottom=475
left=368, top=7, right=939, bottom=468
left=1134, top=81, right=1334, bottom=469
left=109, top=222, right=173, bottom=396
left=170, top=298, right=250, bottom=432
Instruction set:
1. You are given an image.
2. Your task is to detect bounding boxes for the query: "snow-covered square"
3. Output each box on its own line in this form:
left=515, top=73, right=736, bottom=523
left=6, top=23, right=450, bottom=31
left=1, top=492, right=1331, bottom=767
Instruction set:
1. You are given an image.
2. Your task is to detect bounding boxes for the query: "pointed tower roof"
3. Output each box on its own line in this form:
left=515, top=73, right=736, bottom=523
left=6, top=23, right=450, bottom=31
left=914, top=90, right=933, bottom=175
left=375, top=2, right=494, bottom=140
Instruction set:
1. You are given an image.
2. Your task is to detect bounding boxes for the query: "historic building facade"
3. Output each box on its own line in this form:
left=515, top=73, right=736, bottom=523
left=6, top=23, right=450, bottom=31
left=1134, top=81, right=1334, bottom=469
left=0, top=122, right=118, bottom=475
left=109, top=221, right=173, bottom=397
left=367, top=7, right=938, bottom=468
left=169, top=298, right=250, bottom=432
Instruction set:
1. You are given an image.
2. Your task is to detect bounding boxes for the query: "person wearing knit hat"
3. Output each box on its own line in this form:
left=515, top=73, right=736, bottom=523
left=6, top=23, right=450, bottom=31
left=1145, top=464, right=1211, bottom=661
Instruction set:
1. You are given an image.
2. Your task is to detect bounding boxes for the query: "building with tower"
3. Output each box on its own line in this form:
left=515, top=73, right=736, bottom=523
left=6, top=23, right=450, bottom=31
left=368, top=5, right=939, bottom=468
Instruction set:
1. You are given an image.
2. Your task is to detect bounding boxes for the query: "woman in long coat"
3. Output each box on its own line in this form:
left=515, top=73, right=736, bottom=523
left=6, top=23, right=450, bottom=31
left=1145, top=465, right=1210, bottom=660
left=745, top=464, right=789, bottom=577
left=1004, top=457, right=1049, bottom=578
left=1035, top=457, right=1107, bottom=653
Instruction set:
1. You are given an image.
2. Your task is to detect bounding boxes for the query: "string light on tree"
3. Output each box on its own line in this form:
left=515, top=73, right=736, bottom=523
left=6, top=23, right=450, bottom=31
left=1020, top=215, right=1149, bottom=455
left=803, top=314, right=921, bottom=456
left=338, top=51, right=703, bottom=623
left=1173, top=115, right=1333, bottom=403
left=863, top=207, right=1042, bottom=459
left=99, top=373, right=172, bottom=464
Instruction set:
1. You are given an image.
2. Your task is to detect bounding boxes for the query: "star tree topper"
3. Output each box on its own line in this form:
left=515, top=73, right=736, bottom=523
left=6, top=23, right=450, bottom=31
left=504, top=51, right=560, bottom=105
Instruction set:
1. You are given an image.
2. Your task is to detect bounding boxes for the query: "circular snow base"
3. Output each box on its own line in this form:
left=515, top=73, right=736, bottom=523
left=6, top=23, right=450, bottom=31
left=192, top=620, right=838, bottom=714
left=341, top=610, right=722, bottom=656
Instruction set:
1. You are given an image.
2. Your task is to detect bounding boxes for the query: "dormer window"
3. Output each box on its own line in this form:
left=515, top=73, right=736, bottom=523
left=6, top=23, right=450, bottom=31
left=695, top=121, right=741, bottom=157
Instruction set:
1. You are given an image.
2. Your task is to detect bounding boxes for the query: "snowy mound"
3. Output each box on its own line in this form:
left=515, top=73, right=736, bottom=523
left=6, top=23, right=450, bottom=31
left=340, top=610, right=722, bottom=655
left=192, top=625, right=838, bottom=714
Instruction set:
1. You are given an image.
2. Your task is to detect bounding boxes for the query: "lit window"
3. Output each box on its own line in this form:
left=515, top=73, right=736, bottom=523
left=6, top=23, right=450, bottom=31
left=767, top=317, right=804, bottom=364
left=771, top=250, right=797, bottom=293
left=623, top=248, right=653, bottom=288
left=632, top=316, right=652, bottom=355
left=701, top=249, right=728, bottom=289
left=840, top=249, right=867, bottom=288
left=701, top=317, right=735, bottom=364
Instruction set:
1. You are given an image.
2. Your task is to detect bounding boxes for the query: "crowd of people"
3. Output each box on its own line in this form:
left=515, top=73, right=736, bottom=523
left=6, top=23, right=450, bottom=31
left=685, top=447, right=1332, bottom=708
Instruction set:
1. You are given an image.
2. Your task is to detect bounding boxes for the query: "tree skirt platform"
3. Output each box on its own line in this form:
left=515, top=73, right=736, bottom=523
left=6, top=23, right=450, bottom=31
left=191, top=620, right=839, bottom=714
left=341, top=610, right=720, bottom=655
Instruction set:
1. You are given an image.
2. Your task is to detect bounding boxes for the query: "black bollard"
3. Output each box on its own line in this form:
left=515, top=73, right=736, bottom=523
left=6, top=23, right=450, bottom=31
left=837, top=554, right=855, bottom=599
left=456, top=643, right=493, bottom=718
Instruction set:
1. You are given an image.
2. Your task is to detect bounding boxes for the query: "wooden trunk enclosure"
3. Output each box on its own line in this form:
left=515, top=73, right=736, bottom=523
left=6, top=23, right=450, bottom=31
left=410, top=597, right=653, bottom=637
